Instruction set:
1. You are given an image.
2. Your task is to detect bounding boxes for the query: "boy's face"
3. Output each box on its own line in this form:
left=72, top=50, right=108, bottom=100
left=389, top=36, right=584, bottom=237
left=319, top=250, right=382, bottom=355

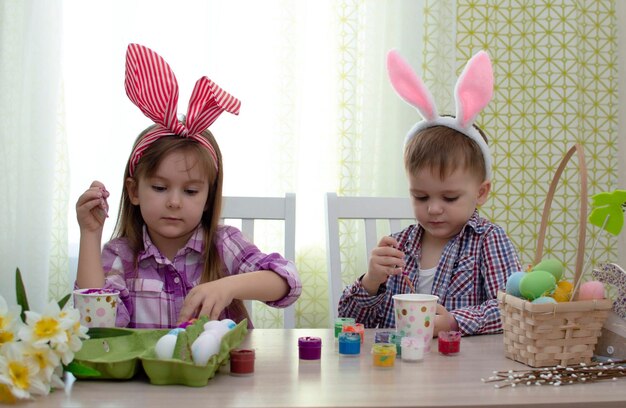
left=408, top=166, right=491, bottom=242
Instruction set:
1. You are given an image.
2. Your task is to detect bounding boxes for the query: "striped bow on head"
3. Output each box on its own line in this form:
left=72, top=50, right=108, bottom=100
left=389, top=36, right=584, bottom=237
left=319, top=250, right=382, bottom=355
left=125, top=43, right=241, bottom=176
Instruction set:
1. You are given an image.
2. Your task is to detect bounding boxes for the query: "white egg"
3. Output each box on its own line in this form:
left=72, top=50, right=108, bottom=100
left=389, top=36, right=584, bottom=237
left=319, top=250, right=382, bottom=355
left=221, top=319, right=237, bottom=330
left=154, top=334, right=178, bottom=360
left=197, top=327, right=225, bottom=344
left=191, top=332, right=221, bottom=366
left=203, top=320, right=223, bottom=331
left=205, top=324, right=230, bottom=341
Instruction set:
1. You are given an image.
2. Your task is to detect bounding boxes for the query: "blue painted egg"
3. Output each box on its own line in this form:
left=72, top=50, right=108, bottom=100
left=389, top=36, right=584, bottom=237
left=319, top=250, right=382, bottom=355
left=505, top=271, right=526, bottom=297
left=531, top=296, right=557, bottom=304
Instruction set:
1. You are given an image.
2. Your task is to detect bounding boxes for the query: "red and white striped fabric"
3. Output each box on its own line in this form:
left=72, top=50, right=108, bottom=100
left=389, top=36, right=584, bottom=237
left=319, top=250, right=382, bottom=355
left=124, top=43, right=241, bottom=175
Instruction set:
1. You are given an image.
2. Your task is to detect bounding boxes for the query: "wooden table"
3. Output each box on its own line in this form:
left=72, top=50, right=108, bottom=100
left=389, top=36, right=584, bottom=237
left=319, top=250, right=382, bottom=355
left=41, top=329, right=626, bottom=407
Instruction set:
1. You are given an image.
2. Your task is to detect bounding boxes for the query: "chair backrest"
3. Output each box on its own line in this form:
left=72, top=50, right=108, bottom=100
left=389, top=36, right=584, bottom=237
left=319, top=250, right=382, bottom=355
left=324, top=192, right=414, bottom=325
left=221, top=193, right=296, bottom=328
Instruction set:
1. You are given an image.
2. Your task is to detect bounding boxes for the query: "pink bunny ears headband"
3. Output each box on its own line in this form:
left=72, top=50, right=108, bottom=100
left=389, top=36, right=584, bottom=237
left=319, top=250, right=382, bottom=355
left=387, top=49, right=494, bottom=180
left=125, top=43, right=241, bottom=176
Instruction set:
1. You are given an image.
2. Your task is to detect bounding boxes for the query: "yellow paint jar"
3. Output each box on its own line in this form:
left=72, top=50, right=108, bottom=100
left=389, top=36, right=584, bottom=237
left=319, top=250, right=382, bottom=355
left=371, top=343, right=397, bottom=368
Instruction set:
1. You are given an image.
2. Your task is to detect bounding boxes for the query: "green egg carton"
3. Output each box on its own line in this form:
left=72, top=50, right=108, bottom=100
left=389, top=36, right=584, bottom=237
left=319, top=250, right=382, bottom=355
left=73, top=318, right=248, bottom=386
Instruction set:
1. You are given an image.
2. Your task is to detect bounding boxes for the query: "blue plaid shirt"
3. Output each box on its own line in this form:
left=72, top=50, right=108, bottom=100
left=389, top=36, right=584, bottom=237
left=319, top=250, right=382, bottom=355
left=338, top=211, right=520, bottom=335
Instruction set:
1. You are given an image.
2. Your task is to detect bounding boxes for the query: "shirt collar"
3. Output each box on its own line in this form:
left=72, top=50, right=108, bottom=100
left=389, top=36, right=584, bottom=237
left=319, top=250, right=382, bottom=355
left=138, top=225, right=205, bottom=262
left=404, top=210, right=484, bottom=252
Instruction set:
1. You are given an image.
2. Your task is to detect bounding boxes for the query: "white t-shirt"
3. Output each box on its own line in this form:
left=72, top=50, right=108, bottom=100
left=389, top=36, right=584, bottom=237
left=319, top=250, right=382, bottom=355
left=417, top=266, right=437, bottom=294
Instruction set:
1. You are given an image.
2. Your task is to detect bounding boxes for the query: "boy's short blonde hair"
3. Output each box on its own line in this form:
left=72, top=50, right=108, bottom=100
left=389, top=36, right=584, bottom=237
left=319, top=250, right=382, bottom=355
left=403, top=124, right=489, bottom=182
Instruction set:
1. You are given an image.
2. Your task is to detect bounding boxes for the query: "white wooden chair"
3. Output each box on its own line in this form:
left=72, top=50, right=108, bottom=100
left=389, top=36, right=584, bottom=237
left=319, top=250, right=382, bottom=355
left=221, top=193, right=297, bottom=328
left=324, top=192, right=414, bottom=325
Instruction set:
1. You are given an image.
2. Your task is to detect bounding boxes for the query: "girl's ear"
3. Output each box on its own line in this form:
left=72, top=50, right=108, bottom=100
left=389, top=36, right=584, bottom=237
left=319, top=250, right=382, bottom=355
left=125, top=177, right=140, bottom=205
left=476, top=180, right=491, bottom=206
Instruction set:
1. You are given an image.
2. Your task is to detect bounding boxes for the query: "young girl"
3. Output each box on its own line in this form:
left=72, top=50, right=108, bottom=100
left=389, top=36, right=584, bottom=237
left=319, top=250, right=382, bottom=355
left=75, top=44, right=301, bottom=329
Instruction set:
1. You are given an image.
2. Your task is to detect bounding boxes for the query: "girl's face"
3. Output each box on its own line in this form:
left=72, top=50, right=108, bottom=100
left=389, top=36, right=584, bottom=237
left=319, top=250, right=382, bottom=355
left=408, top=166, right=490, bottom=243
left=126, top=150, right=210, bottom=256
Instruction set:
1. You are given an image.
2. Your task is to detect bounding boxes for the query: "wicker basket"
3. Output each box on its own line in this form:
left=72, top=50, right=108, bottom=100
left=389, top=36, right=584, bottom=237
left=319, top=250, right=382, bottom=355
left=498, top=144, right=613, bottom=367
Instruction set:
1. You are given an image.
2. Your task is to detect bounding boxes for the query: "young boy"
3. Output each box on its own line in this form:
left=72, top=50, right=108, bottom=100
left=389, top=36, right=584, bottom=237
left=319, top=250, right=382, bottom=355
left=338, top=50, right=521, bottom=336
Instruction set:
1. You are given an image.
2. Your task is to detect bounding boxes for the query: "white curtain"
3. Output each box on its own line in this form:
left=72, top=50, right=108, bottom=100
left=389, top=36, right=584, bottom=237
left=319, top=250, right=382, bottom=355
left=0, top=0, right=65, bottom=311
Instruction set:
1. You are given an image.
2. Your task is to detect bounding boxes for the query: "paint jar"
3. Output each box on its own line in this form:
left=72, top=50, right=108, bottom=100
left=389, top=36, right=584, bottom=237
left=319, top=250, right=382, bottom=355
left=438, top=331, right=461, bottom=355
left=298, top=336, right=322, bottom=360
left=401, top=336, right=425, bottom=362
left=342, top=322, right=365, bottom=343
left=390, top=332, right=405, bottom=358
left=334, top=317, right=355, bottom=338
left=338, top=332, right=361, bottom=356
left=230, top=349, right=255, bottom=376
left=371, top=343, right=397, bottom=368
left=374, top=330, right=394, bottom=344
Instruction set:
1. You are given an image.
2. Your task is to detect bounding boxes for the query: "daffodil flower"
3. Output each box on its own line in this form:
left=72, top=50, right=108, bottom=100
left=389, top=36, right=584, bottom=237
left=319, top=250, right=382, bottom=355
left=1, top=270, right=93, bottom=402
left=18, top=302, right=72, bottom=348
left=0, top=296, right=23, bottom=348
left=0, top=342, right=49, bottom=400
left=22, top=341, right=61, bottom=384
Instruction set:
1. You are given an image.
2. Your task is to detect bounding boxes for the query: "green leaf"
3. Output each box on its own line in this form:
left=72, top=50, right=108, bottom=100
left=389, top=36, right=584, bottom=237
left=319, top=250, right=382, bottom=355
left=64, top=361, right=101, bottom=377
left=57, top=293, right=71, bottom=310
left=589, top=190, right=626, bottom=236
left=15, top=268, right=29, bottom=322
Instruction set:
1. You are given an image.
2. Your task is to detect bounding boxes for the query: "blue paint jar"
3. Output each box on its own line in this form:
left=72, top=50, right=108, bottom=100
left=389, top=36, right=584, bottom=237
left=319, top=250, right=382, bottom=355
left=338, top=332, right=361, bottom=356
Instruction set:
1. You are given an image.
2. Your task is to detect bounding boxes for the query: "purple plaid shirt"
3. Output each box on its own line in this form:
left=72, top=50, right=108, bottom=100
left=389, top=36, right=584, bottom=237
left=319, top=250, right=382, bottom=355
left=338, top=211, right=521, bottom=335
left=94, top=225, right=301, bottom=329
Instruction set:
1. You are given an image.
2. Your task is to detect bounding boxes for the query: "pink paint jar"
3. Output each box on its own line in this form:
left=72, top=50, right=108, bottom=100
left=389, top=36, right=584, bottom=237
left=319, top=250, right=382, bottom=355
left=438, top=331, right=461, bottom=355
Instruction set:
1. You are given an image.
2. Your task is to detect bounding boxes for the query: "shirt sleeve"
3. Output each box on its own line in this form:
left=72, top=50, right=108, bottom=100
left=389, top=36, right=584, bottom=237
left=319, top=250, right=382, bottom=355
left=216, top=225, right=301, bottom=308
left=450, top=225, right=521, bottom=335
left=337, top=276, right=391, bottom=328
left=99, top=240, right=133, bottom=328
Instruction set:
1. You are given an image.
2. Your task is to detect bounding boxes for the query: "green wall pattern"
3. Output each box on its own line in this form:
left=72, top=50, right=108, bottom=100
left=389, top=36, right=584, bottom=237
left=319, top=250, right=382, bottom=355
left=451, top=0, right=618, bottom=278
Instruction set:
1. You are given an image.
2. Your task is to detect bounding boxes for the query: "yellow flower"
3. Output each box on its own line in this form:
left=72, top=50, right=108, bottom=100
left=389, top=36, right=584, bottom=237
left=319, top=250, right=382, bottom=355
left=51, top=307, right=89, bottom=364
left=0, top=296, right=22, bottom=348
left=19, top=302, right=71, bottom=349
left=0, top=342, right=48, bottom=400
left=22, top=342, right=60, bottom=384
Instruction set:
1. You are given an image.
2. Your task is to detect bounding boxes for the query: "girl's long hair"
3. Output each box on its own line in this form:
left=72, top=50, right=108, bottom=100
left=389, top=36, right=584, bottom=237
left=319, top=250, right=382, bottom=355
left=113, top=126, right=249, bottom=322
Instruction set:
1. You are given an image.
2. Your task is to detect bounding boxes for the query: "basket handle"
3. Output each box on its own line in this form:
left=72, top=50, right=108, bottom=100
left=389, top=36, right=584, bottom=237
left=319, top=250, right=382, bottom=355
left=534, top=143, right=588, bottom=290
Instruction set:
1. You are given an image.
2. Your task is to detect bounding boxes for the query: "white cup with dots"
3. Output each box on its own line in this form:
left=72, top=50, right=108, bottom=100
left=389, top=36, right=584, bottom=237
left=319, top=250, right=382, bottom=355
left=73, top=288, right=120, bottom=328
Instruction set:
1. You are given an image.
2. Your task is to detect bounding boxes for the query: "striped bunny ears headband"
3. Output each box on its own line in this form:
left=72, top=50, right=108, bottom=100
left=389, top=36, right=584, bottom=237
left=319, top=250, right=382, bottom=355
left=125, top=43, right=241, bottom=176
left=387, top=50, right=494, bottom=180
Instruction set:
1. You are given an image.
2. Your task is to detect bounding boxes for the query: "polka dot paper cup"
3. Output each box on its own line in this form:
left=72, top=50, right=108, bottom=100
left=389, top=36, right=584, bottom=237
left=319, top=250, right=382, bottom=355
left=73, top=288, right=120, bottom=328
left=392, top=294, right=439, bottom=352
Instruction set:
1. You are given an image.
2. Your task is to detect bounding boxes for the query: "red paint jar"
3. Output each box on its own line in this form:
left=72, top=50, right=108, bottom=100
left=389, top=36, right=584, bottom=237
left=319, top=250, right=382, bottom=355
left=298, top=336, right=322, bottom=360
left=438, top=331, right=461, bottom=355
left=230, top=349, right=255, bottom=375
